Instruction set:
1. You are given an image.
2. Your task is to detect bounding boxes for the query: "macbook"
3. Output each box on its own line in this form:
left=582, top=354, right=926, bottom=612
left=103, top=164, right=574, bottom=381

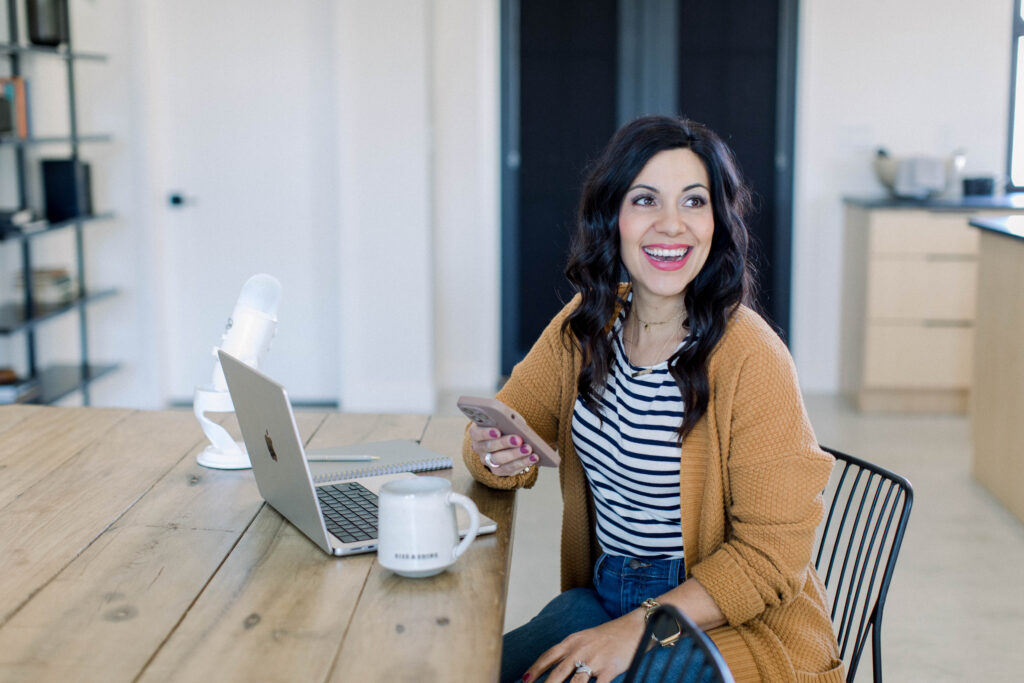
left=219, top=350, right=496, bottom=556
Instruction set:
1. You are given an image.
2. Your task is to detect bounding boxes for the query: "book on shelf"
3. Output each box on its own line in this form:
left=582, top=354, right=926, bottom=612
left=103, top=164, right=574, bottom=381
left=0, top=77, right=30, bottom=139
left=15, top=267, right=77, bottom=306
left=306, top=439, right=453, bottom=484
left=0, top=94, right=13, bottom=136
left=42, top=159, right=92, bottom=223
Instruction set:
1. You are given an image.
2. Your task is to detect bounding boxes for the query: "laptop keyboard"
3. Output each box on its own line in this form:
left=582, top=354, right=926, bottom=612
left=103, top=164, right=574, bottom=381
left=315, top=481, right=379, bottom=544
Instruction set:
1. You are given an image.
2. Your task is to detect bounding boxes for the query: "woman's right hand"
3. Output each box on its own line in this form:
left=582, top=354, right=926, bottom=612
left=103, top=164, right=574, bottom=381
left=468, top=424, right=539, bottom=477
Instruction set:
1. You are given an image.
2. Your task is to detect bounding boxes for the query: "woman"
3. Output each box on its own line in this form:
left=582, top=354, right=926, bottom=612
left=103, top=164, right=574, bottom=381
left=463, top=116, right=844, bottom=683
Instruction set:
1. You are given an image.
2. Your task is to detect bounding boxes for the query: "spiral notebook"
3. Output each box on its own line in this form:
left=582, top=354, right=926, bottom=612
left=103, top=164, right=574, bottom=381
left=306, top=439, right=452, bottom=484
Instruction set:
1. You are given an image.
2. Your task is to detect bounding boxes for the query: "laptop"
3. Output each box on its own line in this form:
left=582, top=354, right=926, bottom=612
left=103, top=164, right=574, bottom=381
left=219, top=350, right=497, bottom=556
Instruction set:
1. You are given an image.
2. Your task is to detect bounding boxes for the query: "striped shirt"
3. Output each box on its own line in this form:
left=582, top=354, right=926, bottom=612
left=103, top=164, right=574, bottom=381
left=571, top=312, right=687, bottom=559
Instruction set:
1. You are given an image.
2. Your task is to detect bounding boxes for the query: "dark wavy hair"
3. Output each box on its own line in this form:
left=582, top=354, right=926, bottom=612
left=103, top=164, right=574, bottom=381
left=561, top=115, right=757, bottom=441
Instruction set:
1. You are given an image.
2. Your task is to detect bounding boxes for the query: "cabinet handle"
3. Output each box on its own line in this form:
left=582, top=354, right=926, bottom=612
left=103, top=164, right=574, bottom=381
left=925, top=253, right=975, bottom=262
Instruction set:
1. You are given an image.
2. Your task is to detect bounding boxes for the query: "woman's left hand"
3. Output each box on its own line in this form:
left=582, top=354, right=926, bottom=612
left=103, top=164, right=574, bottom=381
left=524, top=610, right=645, bottom=683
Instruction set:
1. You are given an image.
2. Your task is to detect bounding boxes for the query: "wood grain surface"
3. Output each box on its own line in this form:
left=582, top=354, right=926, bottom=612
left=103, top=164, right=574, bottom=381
left=0, top=407, right=513, bottom=682
left=330, top=416, right=515, bottom=682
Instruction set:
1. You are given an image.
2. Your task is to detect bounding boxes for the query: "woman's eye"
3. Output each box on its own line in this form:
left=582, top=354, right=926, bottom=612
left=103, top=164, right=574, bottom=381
left=683, top=195, right=708, bottom=208
left=632, top=194, right=656, bottom=207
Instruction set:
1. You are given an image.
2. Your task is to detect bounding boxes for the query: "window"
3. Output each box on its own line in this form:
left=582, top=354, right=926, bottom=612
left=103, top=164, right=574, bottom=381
left=1009, top=0, right=1024, bottom=189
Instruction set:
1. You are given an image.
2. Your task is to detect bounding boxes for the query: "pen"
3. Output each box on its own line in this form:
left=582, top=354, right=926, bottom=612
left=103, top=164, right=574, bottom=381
left=306, top=454, right=380, bottom=462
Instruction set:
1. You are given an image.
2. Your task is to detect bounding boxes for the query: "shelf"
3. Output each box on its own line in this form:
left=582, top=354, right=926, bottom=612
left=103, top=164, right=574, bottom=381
left=0, top=42, right=107, bottom=61
left=0, top=213, right=115, bottom=242
left=34, top=362, right=119, bottom=404
left=0, top=288, right=118, bottom=334
left=2, top=3, right=115, bottom=407
left=0, top=134, right=112, bottom=147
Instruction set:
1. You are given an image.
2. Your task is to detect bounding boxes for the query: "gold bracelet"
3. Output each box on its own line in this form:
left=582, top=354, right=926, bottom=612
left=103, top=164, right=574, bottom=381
left=641, top=598, right=682, bottom=647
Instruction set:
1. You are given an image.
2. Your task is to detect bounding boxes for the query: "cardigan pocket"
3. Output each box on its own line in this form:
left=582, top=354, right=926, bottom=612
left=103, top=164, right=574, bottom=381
left=795, top=658, right=845, bottom=683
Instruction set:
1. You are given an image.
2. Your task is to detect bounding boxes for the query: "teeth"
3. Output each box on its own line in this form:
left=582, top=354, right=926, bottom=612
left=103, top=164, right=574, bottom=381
left=644, top=246, right=689, bottom=260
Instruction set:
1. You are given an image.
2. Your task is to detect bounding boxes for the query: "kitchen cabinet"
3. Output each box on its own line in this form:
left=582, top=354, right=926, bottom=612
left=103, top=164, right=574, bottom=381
left=969, top=215, right=1024, bottom=524
left=839, top=198, right=1024, bottom=412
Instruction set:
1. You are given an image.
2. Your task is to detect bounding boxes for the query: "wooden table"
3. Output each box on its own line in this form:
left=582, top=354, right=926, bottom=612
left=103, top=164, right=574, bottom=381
left=0, top=405, right=515, bottom=681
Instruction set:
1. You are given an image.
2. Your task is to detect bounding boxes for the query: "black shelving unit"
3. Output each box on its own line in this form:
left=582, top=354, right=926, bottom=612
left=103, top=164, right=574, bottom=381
left=1, top=0, right=117, bottom=405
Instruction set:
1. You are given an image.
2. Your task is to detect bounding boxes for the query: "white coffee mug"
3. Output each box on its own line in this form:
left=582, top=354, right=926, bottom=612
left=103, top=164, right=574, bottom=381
left=377, top=476, right=481, bottom=578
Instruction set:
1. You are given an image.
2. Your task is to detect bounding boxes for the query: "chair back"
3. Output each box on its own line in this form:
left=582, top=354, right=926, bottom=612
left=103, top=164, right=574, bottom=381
left=816, top=447, right=913, bottom=682
left=623, top=604, right=734, bottom=683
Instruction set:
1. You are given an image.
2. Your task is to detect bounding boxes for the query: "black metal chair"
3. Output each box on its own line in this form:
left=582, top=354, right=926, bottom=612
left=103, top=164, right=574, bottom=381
left=816, top=447, right=914, bottom=682
left=623, top=604, right=735, bottom=683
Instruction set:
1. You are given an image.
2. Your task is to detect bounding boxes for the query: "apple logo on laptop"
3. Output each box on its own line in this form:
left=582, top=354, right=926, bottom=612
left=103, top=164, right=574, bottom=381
left=264, top=429, right=278, bottom=462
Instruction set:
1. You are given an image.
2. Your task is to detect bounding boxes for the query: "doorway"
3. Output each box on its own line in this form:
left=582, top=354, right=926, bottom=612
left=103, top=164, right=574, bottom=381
left=142, top=0, right=339, bottom=403
left=501, top=0, right=798, bottom=374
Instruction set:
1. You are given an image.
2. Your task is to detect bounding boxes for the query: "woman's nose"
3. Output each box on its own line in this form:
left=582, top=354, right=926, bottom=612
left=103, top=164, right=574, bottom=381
left=655, top=207, right=686, bottom=236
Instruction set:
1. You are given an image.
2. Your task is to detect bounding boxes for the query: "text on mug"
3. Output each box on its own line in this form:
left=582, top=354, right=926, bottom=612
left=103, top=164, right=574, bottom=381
left=393, top=552, right=439, bottom=560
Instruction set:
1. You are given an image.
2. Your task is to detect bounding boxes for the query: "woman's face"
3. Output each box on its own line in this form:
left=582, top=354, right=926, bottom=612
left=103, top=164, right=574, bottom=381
left=618, top=147, right=715, bottom=305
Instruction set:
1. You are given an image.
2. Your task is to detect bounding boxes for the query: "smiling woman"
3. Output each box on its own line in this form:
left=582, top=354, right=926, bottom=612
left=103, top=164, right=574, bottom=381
left=617, top=148, right=715, bottom=368
left=565, top=117, right=756, bottom=441
left=463, top=116, right=843, bottom=683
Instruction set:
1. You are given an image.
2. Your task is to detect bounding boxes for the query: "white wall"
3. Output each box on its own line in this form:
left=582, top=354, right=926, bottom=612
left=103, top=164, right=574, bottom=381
left=431, top=0, right=501, bottom=396
left=791, top=0, right=1014, bottom=392
left=328, top=0, right=501, bottom=412
left=332, top=1, right=436, bottom=412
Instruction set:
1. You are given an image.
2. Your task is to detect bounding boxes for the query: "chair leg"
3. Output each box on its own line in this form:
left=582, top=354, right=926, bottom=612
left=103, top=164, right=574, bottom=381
left=872, top=622, right=883, bottom=682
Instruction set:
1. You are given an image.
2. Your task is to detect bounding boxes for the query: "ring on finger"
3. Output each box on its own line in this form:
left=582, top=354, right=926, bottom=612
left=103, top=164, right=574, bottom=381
left=484, top=452, right=496, bottom=469
left=574, top=659, right=593, bottom=676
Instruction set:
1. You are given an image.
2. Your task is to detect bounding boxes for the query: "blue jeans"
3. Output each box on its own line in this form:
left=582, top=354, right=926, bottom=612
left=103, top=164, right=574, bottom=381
left=501, top=554, right=715, bottom=683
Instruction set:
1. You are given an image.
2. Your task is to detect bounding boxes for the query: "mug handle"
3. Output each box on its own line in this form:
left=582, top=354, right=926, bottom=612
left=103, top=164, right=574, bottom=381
left=448, top=492, right=480, bottom=560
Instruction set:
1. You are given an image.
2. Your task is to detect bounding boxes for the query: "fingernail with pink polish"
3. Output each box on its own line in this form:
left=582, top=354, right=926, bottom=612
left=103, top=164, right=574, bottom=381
left=520, top=446, right=531, bottom=455
left=522, top=674, right=531, bottom=683
left=489, top=429, right=499, bottom=438
left=510, top=436, right=521, bottom=446
left=529, top=454, right=539, bottom=463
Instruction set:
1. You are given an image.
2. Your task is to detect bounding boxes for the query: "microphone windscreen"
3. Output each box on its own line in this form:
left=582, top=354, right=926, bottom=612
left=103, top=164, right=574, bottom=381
left=237, top=273, right=282, bottom=317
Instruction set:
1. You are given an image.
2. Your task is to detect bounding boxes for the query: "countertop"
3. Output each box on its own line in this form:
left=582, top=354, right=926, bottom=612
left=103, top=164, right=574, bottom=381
left=844, top=193, right=1024, bottom=211
left=968, top=215, right=1024, bottom=242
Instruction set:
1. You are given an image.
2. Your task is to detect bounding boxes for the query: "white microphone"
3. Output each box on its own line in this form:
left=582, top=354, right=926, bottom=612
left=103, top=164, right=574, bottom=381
left=195, top=273, right=282, bottom=470
left=210, top=274, right=282, bottom=391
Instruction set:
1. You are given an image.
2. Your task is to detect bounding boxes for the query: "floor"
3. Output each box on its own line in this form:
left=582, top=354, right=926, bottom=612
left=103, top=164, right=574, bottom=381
left=495, top=394, right=1024, bottom=681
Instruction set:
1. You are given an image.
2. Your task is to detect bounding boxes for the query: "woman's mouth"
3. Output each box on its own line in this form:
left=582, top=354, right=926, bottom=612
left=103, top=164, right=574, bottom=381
left=642, top=245, right=692, bottom=270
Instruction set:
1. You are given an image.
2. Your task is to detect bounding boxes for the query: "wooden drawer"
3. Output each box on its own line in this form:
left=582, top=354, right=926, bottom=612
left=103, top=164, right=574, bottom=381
left=867, top=258, right=977, bottom=320
left=869, top=210, right=979, bottom=256
left=863, top=324, right=973, bottom=389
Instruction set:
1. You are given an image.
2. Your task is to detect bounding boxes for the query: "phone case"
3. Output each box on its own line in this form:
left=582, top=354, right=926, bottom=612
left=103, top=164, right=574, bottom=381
left=456, top=396, right=560, bottom=467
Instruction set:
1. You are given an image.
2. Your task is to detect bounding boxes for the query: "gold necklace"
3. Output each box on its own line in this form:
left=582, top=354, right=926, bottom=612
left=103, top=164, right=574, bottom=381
left=634, top=309, right=686, bottom=333
left=626, top=315, right=683, bottom=378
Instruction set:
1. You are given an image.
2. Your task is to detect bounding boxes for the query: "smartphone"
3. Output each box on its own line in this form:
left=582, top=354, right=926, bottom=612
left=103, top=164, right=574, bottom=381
left=456, top=396, right=560, bottom=467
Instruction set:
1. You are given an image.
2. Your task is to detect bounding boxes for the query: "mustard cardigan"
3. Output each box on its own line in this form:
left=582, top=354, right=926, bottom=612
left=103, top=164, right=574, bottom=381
left=463, top=293, right=845, bottom=682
